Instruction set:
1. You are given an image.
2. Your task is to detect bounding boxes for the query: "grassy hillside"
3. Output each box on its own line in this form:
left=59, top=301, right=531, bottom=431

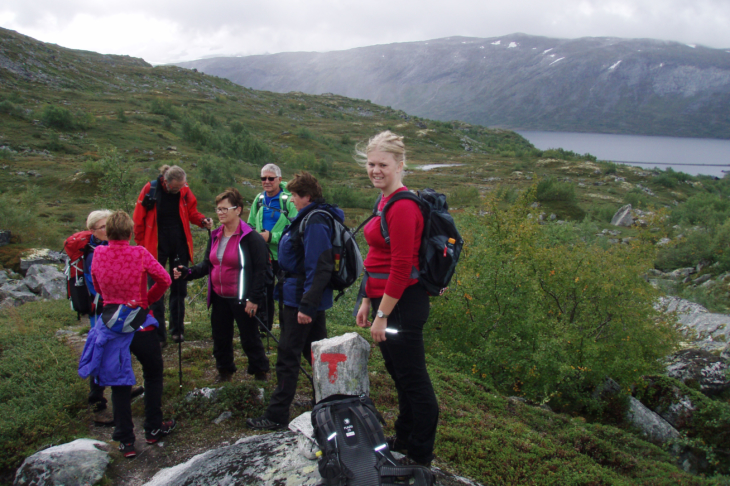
left=0, top=26, right=722, bottom=256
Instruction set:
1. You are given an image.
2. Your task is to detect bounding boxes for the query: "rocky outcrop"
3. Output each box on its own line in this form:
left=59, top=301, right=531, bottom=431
left=626, top=396, right=680, bottom=443
left=13, top=439, right=110, bottom=486
left=0, top=279, right=39, bottom=307
left=23, top=264, right=65, bottom=299
left=665, top=349, right=730, bottom=396
left=0, top=230, right=10, bottom=247
left=19, top=248, right=65, bottom=272
left=143, top=431, right=321, bottom=486
left=0, top=264, right=66, bottom=307
left=611, top=204, right=634, bottom=227
left=657, top=296, right=730, bottom=353
left=311, top=332, right=371, bottom=402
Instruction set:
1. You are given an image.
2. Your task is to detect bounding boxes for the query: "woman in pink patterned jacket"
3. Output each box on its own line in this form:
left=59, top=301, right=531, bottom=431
left=90, top=211, right=174, bottom=459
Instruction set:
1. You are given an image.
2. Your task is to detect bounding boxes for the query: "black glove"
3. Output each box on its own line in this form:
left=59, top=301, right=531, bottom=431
left=175, top=265, right=191, bottom=280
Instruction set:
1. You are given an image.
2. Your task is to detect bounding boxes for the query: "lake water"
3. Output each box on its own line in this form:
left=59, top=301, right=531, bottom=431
left=516, top=131, right=730, bottom=178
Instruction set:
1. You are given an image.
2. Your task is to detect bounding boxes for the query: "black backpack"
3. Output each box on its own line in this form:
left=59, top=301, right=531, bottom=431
left=357, top=189, right=463, bottom=296
left=299, top=208, right=364, bottom=301
left=312, top=395, right=434, bottom=486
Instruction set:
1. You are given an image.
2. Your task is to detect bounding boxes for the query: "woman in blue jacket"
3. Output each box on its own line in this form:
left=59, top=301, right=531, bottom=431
left=248, top=172, right=342, bottom=430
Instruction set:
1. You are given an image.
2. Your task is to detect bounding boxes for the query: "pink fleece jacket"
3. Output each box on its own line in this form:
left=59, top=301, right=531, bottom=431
left=91, top=240, right=171, bottom=308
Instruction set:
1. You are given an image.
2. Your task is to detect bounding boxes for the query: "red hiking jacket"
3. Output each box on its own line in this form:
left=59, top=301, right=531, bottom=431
left=132, top=178, right=207, bottom=262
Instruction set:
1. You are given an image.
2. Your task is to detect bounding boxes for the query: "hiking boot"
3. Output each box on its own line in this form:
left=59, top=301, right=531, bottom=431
left=386, top=435, right=408, bottom=455
left=246, top=415, right=285, bottom=430
left=399, top=455, right=432, bottom=468
left=90, top=401, right=107, bottom=413
left=119, top=442, right=137, bottom=458
left=171, top=333, right=184, bottom=343
left=130, top=386, right=145, bottom=399
left=214, top=371, right=234, bottom=384
left=146, top=418, right=177, bottom=444
left=254, top=371, right=269, bottom=382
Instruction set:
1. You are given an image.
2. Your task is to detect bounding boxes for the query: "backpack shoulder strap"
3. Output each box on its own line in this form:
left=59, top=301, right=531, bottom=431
left=256, top=192, right=265, bottom=210
left=380, top=191, right=422, bottom=245
left=148, top=178, right=159, bottom=199
left=352, top=194, right=382, bottom=237
left=279, top=192, right=290, bottom=218
left=299, top=209, right=334, bottom=240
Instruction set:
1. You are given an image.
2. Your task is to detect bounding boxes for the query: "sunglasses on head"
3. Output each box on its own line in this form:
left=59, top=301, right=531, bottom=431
left=261, top=176, right=277, bottom=182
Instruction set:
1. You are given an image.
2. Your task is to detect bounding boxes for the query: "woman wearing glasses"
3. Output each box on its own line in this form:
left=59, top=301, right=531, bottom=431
left=173, top=188, right=270, bottom=383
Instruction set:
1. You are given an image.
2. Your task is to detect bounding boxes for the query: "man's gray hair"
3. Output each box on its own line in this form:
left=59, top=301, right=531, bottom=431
left=260, top=164, right=282, bottom=178
left=160, top=165, right=187, bottom=183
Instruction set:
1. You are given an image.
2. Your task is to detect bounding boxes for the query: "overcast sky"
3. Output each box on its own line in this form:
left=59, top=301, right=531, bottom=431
left=1, top=0, right=729, bottom=64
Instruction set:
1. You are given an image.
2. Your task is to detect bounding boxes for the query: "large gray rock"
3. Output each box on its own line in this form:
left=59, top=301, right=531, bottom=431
left=23, top=264, right=65, bottom=294
left=626, top=396, right=680, bottom=443
left=145, top=429, right=483, bottom=486
left=657, top=297, right=730, bottom=353
left=611, top=204, right=634, bottom=227
left=13, top=439, right=110, bottom=486
left=311, top=333, right=371, bottom=402
left=665, top=349, right=730, bottom=396
left=0, top=281, right=39, bottom=307
left=0, top=270, right=8, bottom=285
left=19, top=249, right=66, bottom=273
left=143, top=431, right=321, bottom=486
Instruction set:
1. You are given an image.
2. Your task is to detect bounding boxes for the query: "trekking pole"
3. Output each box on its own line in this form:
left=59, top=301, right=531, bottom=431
left=174, top=255, right=184, bottom=393
left=253, top=314, right=315, bottom=389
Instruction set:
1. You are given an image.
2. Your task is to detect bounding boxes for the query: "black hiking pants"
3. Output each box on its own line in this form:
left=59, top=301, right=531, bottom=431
left=371, top=284, right=439, bottom=464
left=210, top=290, right=270, bottom=375
left=151, top=225, right=189, bottom=342
left=265, top=306, right=326, bottom=424
left=111, top=330, right=164, bottom=444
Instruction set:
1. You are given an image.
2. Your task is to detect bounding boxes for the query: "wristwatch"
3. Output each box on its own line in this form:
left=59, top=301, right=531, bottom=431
left=376, top=310, right=389, bottom=319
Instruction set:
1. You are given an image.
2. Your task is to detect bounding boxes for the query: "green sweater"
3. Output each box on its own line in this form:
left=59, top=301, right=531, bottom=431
left=247, top=182, right=298, bottom=261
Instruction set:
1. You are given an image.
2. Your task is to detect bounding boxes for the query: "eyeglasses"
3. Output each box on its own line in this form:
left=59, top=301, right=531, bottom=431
left=215, top=206, right=238, bottom=214
left=93, top=225, right=106, bottom=231
left=260, top=176, right=278, bottom=182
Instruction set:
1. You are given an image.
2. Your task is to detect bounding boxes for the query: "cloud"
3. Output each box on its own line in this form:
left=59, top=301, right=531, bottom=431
left=1, top=0, right=729, bottom=64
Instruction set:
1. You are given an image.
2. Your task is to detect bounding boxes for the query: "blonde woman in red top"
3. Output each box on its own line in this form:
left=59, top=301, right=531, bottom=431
left=355, top=131, right=438, bottom=467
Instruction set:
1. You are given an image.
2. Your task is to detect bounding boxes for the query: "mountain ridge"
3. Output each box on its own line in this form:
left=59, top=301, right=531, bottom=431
left=175, top=33, right=730, bottom=139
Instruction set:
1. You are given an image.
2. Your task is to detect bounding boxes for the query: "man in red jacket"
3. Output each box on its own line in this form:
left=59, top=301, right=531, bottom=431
left=133, top=165, right=212, bottom=345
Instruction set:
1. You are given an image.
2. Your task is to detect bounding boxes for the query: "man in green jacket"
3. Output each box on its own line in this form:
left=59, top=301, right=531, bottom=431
left=248, top=163, right=298, bottom=330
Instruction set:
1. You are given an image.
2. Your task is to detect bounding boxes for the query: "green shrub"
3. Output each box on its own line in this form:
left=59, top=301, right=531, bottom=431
left=495, top=185, right=519, bottom=203
left=116, top=107, right=127, bottom=123
left=0, top=100, right=25, bottom=118
left=296, top=127, right=313, bottom=140
left=624, top=189, right=651, bottom=209
left=41, top=105, right=74, bottom=130
left=536, top=176, right=576, bottom=203
left=149, top=98, right=180, bottom=120
left=449, top=186, right=481, bottom=207
left=428, top=192, right=679, bottom=412
left=586, top=204, right=618, bottom=223
left=92, top=147, right=140, bottom=214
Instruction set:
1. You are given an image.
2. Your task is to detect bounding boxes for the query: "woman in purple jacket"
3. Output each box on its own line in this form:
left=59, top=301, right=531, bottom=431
left=174, top=188, right=270, bottom=383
